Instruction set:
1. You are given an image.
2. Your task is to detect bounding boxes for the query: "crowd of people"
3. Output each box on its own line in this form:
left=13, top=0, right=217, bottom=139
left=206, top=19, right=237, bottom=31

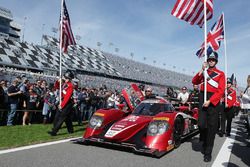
left=0, top=74, right=134, bottom=127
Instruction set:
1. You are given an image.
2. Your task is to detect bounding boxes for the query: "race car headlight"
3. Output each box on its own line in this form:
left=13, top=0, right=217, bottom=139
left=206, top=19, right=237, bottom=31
left=148, top=123, right=158, bottom=134
left=89, top=115, right=103, bottom=129
left=147, top=121, right=169, bottom=136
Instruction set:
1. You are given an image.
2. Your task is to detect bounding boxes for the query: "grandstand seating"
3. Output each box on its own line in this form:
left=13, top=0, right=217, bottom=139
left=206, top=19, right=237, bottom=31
left=0, top=35, right=193, bottom=89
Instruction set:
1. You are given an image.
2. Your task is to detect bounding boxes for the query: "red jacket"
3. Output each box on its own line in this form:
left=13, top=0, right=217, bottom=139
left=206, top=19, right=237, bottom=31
left=54, top=80, right=73, bottom=109
left=192, top=67, right=225, bottom=106
left=225, top=87, right=236, bottom=108
left=234, top=100, right=240, bottom=107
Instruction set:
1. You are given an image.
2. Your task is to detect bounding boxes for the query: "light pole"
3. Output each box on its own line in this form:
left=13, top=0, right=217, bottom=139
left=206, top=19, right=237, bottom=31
left=41, top=23, right=45, bottom=45
left=51, top=27, right=58, bottom=38
left=22, top=16, right=27, bottom=42
left=115, top=48, right=119, bottom=54
left=75, top=35, right=81, bottom=44
left=130, top=52, right=134, bottom=60
left=109, top=42, right=113, bottom=53
left=97, top=41, right=102, bottom=50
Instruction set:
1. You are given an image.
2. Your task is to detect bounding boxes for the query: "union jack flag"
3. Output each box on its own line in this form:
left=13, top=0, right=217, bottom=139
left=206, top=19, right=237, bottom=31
left=171, top=0, right=213, bottom=28
left=196, top=13, right=224, bottom=58
left=60, top=0, right=76, bottom=53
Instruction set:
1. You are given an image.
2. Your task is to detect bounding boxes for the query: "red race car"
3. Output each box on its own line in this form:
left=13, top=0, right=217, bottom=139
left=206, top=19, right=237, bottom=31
left=78, top=85, right=199, bottom=157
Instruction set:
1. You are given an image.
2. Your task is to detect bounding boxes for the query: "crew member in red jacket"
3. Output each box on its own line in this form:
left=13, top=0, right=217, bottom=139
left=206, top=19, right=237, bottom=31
left=48, top=70, right=74, bottom=136
left=192, top=52, right=225, bottom=162
left=219, top=78, right=236, bottom=137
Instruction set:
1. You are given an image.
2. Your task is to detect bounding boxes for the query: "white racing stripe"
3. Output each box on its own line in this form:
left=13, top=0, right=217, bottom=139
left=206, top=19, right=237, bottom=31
left=0, top=137, right=80, bottom=155
left=212, top=117, right=239, bottom=167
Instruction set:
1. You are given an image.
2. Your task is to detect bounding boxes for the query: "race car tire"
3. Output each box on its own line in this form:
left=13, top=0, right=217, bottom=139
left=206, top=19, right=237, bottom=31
left=173, top=117, right=183, bottom=148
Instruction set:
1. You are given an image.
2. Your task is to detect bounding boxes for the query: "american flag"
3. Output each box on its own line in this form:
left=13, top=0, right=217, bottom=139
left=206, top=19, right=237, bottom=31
left=60, top=0, right=76, bottom=53
left=171, top=0, right=213, bottom=28
left=196, top=13, right=224, bottom=58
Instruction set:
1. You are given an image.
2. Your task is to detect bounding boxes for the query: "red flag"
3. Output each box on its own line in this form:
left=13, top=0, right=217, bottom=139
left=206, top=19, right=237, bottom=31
left=60, top=0, right=76, bottom=53
left=171, top=0, right=213, bottom=28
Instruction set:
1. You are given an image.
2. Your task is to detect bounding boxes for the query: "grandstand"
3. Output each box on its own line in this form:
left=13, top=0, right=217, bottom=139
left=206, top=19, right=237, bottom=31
left=0, top=5, right=194, bottom=91
left=0, top=34, right=193, bottom=91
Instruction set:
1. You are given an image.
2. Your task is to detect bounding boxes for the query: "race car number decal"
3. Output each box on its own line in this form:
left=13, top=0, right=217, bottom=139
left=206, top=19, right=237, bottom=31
left=124, top=116, right=139, bottom=122
left=105, top=130, right=119, bottom=137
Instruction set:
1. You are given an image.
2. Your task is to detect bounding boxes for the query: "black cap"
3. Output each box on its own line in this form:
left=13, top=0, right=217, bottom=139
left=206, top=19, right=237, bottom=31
left=207, top=52, right=218, bottom=62
left=63, top=70, right=74, bottom=80
left=227, top=78, right=232, bottom=83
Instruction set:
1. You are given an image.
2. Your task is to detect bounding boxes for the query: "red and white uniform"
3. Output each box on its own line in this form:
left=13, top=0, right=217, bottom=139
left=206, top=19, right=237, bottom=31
left=226, top=87, right=236, bottom=108
left=54, top=80, right=73, bottom=109
left=234, top=100, right=240, bottom=108
left=192, top=67, right=225, bottom=106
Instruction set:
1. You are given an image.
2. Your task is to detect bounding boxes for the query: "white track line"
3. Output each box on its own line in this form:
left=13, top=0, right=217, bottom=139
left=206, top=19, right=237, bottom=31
left=0, top=137, right=80, bottom=155
left=212, top=117, right=239, bottom=167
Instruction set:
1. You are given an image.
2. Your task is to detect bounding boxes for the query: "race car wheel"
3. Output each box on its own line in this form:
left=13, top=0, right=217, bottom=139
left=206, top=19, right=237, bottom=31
left=173, top=117, right=183, bottom=148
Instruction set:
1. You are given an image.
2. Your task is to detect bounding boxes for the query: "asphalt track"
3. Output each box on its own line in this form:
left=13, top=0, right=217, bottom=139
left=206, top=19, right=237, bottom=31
left=1, top=116, right=249, bottom=167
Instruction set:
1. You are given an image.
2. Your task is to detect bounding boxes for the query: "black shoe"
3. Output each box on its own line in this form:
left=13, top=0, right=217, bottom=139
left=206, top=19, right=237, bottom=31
left=226, top=133, right=231, bottom=137
left=218, top=132, right=224, bottom=137
left=204, top=155, right=212, bottom=162
left=201, top=148, right=205, bottom=155
left=48, top=131, right=57, bottom=136
left=219, top=133, right=224, bottom=137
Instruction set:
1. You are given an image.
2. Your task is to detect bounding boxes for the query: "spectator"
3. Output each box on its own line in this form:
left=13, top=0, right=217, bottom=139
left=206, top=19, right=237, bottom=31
left=166, top=87, right=177, bottom=98
left=22, top=84, right=39, bottom=125
left=145, top=87, right=155, bottom=99
left=46, top=89, right=57, bottom=123
left=42, top=90, right=50, bottom=124
left=177, top=86, right=189, bottom=105
left=0, top=80, right=8, bottom=125
left=188, top=84, right=200, bottom=109
left=7, top=78, right=22, bottom=126
left=0, top=80, right=5, bottom=125
left=107, top=91, right=115, bottom=108
left=88, top=89, right=98, bottom=120
left=240, top=75, right=250, bottom=147
left=78, top=88, right=88, bottom=123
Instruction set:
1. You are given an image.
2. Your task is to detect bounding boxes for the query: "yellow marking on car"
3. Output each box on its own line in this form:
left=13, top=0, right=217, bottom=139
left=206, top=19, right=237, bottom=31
left=153, top=117, right=169, bottom=121
left=94, top=113, right=105, bottom=116
left=167, top=144, right=174, bottom=151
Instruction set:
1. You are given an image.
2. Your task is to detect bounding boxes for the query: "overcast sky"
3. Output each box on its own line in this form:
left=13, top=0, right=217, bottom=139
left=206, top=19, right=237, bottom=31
left=1, top=0, right=249, bottom=87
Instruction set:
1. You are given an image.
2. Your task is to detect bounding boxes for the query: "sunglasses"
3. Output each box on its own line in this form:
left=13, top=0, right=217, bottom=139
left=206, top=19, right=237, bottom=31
left=145, top=90, right=152, bottom=92
left=207, top=59, right=216, bottom=62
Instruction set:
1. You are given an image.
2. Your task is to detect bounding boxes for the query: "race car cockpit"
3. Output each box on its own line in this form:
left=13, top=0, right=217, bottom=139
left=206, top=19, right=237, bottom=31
left=132, top=100, right=175, bottom=116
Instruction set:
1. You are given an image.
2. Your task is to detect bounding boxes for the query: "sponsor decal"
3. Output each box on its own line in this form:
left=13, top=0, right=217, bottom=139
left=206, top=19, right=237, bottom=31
left=94, top=113, right=105, bottom=116
left=167, top=144, right=174, bottom=151
left=153, top=117, right=169, bottom=121
left=105, top=130, right=119, bottom=137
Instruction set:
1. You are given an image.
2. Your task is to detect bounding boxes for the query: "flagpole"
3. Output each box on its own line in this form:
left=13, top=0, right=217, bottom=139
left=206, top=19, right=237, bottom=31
left=204, top=0, right=207, bottom=102
left=223, top=12, right=228, bottom=107
left=59, top=0, right=64, bottom=108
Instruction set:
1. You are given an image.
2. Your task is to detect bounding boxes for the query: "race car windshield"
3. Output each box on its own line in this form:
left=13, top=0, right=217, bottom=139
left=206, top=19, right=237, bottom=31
left=132, top=103, right=174, bottom=116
